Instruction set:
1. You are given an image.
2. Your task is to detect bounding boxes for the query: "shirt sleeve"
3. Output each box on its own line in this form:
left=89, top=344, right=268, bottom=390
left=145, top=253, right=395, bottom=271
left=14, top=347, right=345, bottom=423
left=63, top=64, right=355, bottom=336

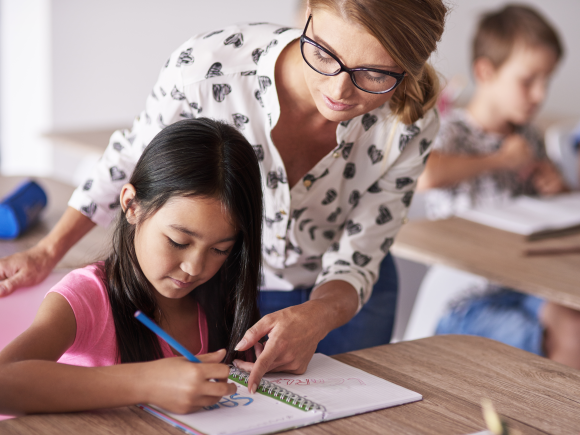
left=314, top=110, right=440, bottom=312
left=68, top=43, right=196, bottom=227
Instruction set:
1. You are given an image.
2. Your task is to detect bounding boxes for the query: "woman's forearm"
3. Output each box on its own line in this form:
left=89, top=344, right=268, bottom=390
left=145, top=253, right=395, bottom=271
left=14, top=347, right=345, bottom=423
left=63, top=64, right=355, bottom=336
left=309, top=280, right=359, bottom=335
left=0, top=360, right=146, bottom=415
left=38, top=206, right=96, bottom=262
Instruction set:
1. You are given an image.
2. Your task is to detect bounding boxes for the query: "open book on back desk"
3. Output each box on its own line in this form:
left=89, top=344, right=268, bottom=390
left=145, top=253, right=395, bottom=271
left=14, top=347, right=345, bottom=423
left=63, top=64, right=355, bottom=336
left=456, top=192, right=580, bottom=240
left=139, top=353, right=422, bottom=435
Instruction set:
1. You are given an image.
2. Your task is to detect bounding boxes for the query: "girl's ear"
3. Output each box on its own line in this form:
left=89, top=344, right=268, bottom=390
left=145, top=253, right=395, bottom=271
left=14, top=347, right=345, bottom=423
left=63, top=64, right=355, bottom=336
left=473, top=57, right=497, bottom=84
left=120, top=183, right=138, bottom=225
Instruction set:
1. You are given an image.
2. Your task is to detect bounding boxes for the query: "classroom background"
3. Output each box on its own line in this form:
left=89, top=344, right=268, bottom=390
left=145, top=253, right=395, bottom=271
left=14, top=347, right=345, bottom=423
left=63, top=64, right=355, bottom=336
left=1, top=0, right=579, bottom=341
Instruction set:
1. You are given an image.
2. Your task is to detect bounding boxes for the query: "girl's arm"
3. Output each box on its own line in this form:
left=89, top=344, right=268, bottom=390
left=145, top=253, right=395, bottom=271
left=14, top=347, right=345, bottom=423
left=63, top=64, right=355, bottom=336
left=0, top=292, right=235, bottom=415
left=0, top=207, right=95, bottom=297
left=418, top=134, right=536, bottom=190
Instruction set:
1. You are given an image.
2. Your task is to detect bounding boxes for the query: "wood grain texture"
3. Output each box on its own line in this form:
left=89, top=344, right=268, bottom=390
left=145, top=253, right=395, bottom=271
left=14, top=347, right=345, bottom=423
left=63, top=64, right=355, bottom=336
left=2, top=335, right=579, bottom=435
left=391, top=217, right=580, bottom=310
left=0, top=176, right=111, bottom=269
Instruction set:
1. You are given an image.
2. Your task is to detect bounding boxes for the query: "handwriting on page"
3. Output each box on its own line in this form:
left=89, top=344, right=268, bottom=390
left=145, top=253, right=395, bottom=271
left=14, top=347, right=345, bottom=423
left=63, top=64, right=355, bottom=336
left=203, top=393, right=254, bottom=411
left=269, top=377, right=366, bottom=387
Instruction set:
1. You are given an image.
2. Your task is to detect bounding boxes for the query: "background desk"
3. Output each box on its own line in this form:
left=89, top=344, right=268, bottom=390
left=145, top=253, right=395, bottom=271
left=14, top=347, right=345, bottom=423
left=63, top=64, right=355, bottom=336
left=391, top=217, right=580, bottom=311
left=1, top=335, right=579, bottom=434
left=0, top=176, right=111, bottom=268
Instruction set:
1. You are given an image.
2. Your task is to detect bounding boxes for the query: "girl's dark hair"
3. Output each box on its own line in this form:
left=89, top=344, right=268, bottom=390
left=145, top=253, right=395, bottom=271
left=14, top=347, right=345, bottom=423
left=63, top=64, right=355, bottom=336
left=103, top=118, right=263, bottom=364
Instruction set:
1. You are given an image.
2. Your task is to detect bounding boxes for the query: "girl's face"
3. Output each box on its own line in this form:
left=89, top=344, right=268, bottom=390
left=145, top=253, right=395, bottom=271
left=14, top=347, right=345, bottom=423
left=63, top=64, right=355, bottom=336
left=302, top=7, right=404, bottom=123
left=124, top=188, right=237, bottom=300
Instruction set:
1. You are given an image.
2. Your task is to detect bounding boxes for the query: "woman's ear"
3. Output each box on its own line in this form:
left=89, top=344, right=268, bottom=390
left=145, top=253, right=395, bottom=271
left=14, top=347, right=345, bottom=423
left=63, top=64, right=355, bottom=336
left=120, top=183, right=138, bottom=224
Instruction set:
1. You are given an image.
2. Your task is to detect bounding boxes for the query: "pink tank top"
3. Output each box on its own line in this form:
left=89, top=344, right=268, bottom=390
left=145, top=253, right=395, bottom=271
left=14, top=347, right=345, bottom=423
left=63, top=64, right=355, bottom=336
left=48, top=264, right=208, bottom=367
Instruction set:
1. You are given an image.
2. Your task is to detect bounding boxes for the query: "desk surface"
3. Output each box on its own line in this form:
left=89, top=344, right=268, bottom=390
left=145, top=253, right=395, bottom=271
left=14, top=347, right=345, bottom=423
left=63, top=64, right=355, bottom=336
left=391, top=217, right=580, bottom=311
left=1, top=335, right=579, bottom=435
left=0, top=176, right=111, bottom=269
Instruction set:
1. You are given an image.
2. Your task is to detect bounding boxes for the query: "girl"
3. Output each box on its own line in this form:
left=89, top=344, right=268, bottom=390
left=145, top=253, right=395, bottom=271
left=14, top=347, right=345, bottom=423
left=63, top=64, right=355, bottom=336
left=0, top=0, right=447, bottom=392
left=0, top=118, right=263, bottom=416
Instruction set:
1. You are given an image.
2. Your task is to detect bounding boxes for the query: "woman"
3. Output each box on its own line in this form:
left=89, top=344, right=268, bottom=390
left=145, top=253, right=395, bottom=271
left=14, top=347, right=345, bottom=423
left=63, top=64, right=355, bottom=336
left=0, top=0, right=446, bottom=390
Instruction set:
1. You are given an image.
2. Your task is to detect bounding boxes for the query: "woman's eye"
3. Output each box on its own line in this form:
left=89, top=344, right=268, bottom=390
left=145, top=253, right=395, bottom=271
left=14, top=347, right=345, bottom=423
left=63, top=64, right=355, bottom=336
left=362, top=71, right=388, bottom=83
left=213, top=247, right=230, bottom=256
left=314, top=48, right=334, bottom=63
left=167, top=238, right=188, bottom=250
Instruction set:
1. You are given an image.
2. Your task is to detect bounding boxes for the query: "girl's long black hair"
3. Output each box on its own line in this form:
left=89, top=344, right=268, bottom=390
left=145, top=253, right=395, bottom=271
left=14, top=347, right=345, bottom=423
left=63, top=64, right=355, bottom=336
left=103, top=118, right=263, bottom=364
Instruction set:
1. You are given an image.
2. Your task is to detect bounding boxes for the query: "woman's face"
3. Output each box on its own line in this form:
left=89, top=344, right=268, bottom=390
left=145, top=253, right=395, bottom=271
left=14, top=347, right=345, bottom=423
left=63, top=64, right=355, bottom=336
left=302, top=8, right=404, bottom=123
left=123, top=188, right=237, bottom=301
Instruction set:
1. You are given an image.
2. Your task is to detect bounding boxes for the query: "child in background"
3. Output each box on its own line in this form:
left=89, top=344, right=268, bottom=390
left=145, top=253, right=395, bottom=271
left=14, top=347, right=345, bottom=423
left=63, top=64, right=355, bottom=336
left=418, top=5, right=580, bottom=369
left=0, top=118, right=263, bottom=416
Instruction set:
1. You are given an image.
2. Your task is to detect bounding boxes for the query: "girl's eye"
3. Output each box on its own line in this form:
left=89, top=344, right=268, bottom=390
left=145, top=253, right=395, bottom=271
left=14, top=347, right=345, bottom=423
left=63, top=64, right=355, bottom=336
left=167, top=238, right=188, bottom=250
left=213, top=248, right=230, bottom=256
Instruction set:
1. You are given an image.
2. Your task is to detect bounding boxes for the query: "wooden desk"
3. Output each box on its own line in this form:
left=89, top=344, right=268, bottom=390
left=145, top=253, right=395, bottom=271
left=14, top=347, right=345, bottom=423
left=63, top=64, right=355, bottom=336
left=0, top=176, right=111, bottom=269
left=391, top=217, right=580, bottom=311
left=1, top=335, right=579, bottom=434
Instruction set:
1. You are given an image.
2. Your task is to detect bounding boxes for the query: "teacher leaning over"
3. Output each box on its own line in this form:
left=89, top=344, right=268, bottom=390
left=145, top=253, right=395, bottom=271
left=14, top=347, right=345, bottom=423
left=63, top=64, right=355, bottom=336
left=0, top=0, right=447, bottom=390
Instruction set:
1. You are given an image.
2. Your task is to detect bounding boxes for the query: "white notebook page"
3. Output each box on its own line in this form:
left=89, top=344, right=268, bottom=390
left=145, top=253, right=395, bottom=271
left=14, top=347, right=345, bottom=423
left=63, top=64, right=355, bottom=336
left=262, top=353, right=422, bottom=420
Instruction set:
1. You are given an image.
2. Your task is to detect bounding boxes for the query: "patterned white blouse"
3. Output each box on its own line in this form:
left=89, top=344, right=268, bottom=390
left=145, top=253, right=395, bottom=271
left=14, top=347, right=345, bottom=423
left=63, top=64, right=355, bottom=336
left=69, top=22, right=439, bottom=312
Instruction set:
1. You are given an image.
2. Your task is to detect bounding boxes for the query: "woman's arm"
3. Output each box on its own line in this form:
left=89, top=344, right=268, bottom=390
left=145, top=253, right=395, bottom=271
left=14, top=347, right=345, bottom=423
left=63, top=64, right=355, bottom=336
left=0, top=293, right=235, bottom=415
left=0, top=207, right=95, bottom=296
left=418, top=134, right=536, bottom=190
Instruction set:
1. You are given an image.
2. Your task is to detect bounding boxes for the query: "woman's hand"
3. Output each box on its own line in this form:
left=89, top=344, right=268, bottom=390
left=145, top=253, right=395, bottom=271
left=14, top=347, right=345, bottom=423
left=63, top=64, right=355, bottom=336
left=232, top=281, right=358, bottom=393
left=145, top=349, right=236, bottom=414
left=0, top=207, right=95, bottom=297
left=0, top=245, right=58, bottom=297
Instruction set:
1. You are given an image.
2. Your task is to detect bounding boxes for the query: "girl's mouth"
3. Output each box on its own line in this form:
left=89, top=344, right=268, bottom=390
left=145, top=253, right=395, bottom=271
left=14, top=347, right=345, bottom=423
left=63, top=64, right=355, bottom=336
left=323, top=95, right=355, bottom=111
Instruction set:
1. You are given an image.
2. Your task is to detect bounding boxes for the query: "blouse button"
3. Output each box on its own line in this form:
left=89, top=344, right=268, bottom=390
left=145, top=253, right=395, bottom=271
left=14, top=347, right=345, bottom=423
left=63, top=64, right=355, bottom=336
left=402, top=217, right=409, bottom=224
left=276, top=234, right=285, bottom=240
left=332, top=152, right=340, bottom=158
left=280, top=209, right=287, bottom=215
left=303, top=179, right=312, bottom=188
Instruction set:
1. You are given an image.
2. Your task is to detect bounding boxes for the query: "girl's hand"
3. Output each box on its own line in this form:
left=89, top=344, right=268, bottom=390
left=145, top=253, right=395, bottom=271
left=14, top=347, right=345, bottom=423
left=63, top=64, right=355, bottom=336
left=495, top=134, right=536, bottom=172
left=146, top=349, right=236, bottom=414
left=530, top=161, right=568, bottom=195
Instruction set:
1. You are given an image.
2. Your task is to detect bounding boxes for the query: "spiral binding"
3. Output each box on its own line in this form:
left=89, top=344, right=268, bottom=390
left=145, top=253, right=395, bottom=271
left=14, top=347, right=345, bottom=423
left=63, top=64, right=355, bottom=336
left=229, top=366, right=324, bottom=412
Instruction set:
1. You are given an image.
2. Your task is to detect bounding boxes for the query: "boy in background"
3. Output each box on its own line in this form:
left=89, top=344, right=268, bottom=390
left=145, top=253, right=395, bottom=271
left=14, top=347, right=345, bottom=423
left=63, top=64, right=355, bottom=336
left=418, top=5, right=580, bottom=369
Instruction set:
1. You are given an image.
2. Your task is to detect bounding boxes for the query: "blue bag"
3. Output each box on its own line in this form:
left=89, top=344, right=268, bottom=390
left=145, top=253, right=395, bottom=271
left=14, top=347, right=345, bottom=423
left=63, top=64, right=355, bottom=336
left=0, top=180, right=48, bottom=239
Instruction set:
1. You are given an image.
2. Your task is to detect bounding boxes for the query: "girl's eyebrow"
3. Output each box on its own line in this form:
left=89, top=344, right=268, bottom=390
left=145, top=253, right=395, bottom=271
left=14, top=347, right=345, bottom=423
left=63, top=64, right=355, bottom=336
left=169, top=224, right=236, bottom=242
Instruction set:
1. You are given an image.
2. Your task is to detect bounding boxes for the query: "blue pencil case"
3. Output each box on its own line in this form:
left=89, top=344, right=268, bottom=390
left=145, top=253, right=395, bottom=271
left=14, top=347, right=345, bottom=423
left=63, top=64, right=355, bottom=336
left=0, top=180, right=48, bottom=239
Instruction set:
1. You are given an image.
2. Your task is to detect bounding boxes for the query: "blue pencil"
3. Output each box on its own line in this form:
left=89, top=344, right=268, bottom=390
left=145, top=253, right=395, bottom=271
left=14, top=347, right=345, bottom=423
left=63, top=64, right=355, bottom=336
left=134, top=310, right=201, bottom=363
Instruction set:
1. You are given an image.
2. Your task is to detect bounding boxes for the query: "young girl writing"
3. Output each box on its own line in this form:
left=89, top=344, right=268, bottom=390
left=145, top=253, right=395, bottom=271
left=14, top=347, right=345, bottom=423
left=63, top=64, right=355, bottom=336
left=0, top=118, right=263, bottom=416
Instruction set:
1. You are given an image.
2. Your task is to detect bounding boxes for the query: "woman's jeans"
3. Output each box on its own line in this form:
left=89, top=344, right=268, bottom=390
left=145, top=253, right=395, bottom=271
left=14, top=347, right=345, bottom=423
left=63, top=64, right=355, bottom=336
left=258, top=253, right=398, bottom=355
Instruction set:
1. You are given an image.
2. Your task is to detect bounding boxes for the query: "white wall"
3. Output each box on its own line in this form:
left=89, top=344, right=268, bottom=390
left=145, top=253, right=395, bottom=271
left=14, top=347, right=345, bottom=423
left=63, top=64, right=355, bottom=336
left=432, top=0, right=580, bottom=121
left=0, top=0, right=53, bottom=176
left=51, top=0, right=299, bottom=131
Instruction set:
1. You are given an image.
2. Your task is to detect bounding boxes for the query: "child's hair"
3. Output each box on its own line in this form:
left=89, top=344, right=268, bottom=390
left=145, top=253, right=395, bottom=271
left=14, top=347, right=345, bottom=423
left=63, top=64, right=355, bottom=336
left=308, top=0, right=448, bottom=125
left=473, top=4, right=563, bottom=68
left=103, top=118, right=263, bottom=364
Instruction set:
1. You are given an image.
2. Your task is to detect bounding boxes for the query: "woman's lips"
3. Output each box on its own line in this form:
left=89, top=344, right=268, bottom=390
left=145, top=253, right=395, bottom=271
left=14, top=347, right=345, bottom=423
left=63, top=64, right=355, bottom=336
left=323, top=95, right=354, bottom=111
left=169, top=277, right=192, bottom=288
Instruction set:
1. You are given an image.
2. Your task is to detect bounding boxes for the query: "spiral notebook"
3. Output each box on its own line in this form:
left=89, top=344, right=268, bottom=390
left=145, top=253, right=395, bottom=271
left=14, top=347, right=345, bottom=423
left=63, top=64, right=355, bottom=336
left=139, top=353, right=422, bottom=435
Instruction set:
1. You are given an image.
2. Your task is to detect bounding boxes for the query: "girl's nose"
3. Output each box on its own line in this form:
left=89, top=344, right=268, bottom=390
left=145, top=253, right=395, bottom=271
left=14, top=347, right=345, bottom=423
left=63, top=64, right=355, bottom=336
left=181, top=252, right=204, bottom=277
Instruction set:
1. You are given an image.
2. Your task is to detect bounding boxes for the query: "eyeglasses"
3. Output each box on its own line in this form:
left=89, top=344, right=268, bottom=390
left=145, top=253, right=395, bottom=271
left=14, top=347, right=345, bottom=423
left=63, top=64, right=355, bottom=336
left=300, top=15, right=405, bottom=94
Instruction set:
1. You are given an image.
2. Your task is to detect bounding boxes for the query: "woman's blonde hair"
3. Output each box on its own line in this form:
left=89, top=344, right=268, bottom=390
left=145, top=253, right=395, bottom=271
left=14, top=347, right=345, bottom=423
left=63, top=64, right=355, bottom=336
left=308, top=0, right=447, bottom=125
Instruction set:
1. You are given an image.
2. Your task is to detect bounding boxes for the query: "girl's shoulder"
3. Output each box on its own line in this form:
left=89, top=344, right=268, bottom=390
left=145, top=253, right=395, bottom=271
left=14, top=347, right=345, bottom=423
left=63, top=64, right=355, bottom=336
left=47, top=263, right=110, bottom=316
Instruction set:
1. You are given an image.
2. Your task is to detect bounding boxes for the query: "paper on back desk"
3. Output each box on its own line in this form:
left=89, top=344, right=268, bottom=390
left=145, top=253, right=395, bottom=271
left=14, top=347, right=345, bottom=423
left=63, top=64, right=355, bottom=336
left=456, top=193, right=580, bottom=235
left=262, top=353, right=422, bottom=420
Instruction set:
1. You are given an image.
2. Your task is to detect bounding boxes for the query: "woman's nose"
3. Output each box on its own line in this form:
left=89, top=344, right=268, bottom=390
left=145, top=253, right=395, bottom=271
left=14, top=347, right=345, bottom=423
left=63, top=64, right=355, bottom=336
left=329, top=71, right=355, bottom=100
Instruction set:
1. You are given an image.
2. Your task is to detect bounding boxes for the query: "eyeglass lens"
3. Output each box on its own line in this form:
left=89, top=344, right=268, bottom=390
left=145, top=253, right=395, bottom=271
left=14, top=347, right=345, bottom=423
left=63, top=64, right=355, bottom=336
left=301, top=40, right=398, bottom=93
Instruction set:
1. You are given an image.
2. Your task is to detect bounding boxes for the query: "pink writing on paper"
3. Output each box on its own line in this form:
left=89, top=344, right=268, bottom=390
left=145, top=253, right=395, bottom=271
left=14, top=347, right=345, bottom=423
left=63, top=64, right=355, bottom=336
left=268, top=377, right=366, bottom=387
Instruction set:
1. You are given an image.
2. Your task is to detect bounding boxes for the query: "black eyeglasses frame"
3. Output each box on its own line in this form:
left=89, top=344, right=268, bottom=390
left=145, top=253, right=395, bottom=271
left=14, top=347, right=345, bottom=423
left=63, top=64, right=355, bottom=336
left=299, top=14, right=406, bottom=95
